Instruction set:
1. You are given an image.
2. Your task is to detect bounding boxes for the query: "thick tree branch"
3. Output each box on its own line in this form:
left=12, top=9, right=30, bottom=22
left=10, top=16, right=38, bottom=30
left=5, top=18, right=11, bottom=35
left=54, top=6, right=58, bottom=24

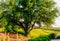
left=28, top=21, right=36, bottom=33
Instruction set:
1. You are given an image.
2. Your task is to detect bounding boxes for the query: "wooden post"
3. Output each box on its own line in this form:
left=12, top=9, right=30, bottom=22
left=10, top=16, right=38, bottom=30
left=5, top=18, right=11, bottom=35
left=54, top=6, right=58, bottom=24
left=3, top=27, right=6, bottom=41
left=3, top=32, right=6, bottom=41
left=17, top=32, right=18, bottom=41
left=8, top=33, right=9, bottom=41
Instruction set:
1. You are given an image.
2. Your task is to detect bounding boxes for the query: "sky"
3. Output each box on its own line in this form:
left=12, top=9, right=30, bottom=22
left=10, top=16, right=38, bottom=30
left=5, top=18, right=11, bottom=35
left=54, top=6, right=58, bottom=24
left=53, top=0, right=60, bottom=27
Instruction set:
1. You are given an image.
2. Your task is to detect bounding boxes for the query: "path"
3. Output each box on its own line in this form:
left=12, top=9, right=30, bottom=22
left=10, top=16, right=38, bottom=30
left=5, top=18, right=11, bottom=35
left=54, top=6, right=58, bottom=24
left=0, top=32, right=28, bottom=41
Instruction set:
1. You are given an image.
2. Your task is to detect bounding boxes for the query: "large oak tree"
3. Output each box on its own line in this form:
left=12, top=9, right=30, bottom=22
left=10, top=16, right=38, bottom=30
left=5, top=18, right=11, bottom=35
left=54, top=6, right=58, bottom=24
left=0, top=0, right=59, bottom=36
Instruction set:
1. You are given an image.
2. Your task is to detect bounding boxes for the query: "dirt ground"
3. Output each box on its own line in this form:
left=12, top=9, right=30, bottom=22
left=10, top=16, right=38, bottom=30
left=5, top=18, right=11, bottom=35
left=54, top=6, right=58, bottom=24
left=0, top=32, right=29, bottom=41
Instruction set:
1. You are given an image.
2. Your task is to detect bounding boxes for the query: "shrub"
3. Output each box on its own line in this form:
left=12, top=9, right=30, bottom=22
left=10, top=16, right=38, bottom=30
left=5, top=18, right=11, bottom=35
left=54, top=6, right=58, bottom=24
left=28, top=33, right=56, bottom=41
left=28, top=35, right=50, bottom=41
left=28, top=39, right=38, bottom=41
left=48, top=33, right=56, bottom=39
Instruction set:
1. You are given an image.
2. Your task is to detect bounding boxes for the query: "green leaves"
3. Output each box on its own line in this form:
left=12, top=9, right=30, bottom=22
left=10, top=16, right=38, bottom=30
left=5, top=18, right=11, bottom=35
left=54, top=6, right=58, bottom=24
left=0, top=0, right=59, bottom=35
left=15, top=12, right=22, bottom=19
left=0, top=17, right=7, bottom=27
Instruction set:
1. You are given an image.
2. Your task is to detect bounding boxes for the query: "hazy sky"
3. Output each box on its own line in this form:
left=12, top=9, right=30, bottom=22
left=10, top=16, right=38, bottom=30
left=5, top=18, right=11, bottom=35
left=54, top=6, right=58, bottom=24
left=53, top=0, right=60, bottom=27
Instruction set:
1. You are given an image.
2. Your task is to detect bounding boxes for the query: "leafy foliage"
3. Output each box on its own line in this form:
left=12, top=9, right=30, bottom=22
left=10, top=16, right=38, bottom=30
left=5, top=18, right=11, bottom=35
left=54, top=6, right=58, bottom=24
left=0, top=0, right=59, bottom=36
left=28, top=33, right=56, bottom=41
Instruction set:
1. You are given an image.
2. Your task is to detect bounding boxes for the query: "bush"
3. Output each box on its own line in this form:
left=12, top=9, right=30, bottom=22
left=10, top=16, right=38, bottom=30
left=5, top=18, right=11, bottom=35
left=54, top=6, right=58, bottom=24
left=28, top=39, right=38, bottom=41
left=48, top=33, right=56, bottom=39
left=4, top=24, right=19, bottom=34
left=28, top=35, right=50, bottom=41
left=28, top=33, right=56, bottom=41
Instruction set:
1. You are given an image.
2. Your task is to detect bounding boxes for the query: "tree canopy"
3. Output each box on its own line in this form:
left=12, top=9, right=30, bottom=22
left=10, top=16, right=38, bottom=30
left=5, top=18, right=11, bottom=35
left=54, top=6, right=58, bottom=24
left=0, top=0, right=59, bottom=36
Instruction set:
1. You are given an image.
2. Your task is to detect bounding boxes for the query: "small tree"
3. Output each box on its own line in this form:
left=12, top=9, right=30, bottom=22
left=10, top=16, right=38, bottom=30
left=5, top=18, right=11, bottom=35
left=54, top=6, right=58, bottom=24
left=0, top=0, right=59, bottom=36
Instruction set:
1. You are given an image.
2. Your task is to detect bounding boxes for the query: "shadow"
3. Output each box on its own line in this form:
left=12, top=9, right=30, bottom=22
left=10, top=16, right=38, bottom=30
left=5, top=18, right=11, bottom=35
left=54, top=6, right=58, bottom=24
left=18, top=32, right=25, bottom=36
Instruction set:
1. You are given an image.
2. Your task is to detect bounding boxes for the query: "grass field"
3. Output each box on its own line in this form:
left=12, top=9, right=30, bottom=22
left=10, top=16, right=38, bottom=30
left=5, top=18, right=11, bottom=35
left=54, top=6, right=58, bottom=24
left=28, top=28, right=54, bottom=38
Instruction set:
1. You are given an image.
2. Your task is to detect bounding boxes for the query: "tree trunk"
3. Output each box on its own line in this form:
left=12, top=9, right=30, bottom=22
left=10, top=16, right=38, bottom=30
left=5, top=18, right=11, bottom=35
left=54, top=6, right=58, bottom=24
left=24, top=27, right=29, bottom=36
left=24, top=30, right=28, bottom=36
left=24, top=28, right=33, bottom=36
